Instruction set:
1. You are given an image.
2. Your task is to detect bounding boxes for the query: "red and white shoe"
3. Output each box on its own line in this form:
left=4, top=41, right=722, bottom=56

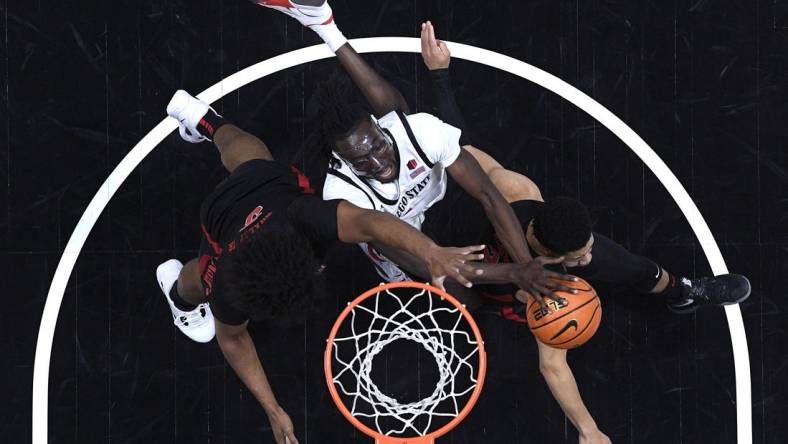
left=252, top=0, right=334, bottom=28
left=166, top=90, right=216, bottom=143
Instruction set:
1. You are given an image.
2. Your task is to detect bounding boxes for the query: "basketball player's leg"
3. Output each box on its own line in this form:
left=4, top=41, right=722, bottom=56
left=254, top=0, right=407, bottom=115
left=176, top=258, right=206, bottom=305
left=463, top=145, right=543, bottom=203
left=211, top=124, right=274, bottom=170
left=157, top=90, right=279, bottom=343
left=565, top=233, right=662, bottom=292
left=566, top=233, right=750, bottom=314
left=167, top=89, right=273, bottom=171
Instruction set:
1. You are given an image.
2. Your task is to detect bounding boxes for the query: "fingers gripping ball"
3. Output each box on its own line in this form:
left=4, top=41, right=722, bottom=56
left=526, top=278, right=601, bottom=349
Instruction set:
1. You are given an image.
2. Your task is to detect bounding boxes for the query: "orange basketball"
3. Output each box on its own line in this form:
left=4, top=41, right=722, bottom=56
left=526, top=277, right=601, bottom=349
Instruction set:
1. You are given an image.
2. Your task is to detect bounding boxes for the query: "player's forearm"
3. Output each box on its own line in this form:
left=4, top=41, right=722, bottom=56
left=482, top=190, right=533, bottom=264
left=428, top=69, right=467, bottom=131
left=373, top=243, right=525, bottom=285
left=360, top=212, right=441, bottom=263
left=540, top=360, right=600, bottom=435
left=217, top=328, right=279, bottom=413
left=334, top=44, right=409, bottom=116
left=369, top=243, right=429, bottom=277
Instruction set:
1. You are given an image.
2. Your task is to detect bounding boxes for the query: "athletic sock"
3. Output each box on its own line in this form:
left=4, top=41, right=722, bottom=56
left=196, top=108, right=227, bottom=140
left=289, top=1, right=347, bottom=51
left=311, top=21, right=348, bottom=52
left=170, top=282, right=198, bottom=311
left=657, top=272, right=686, bottom=303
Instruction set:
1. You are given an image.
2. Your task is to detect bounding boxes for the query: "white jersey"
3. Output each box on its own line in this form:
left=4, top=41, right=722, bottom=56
left=323, top=110, right=462, bottom=282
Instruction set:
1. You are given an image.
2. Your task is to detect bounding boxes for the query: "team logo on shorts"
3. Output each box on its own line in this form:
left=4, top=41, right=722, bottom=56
left=240, top=205, right=264, bottom=232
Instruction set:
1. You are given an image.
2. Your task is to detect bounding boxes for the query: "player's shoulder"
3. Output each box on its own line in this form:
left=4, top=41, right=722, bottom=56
left=322, top=171, right=376, bottom=209
left=377, top=110, right=401, bottom=128
left=403, top=112, right=446, bottom=133
left=509, top=199, right=544, bottom=223
left=404, top=111, right=443, bottom=125
left=378, top=110, right=444, bottom=134
left=323, top=168, right=358, bottom=193
left=380, top=111, right=457, bottom=163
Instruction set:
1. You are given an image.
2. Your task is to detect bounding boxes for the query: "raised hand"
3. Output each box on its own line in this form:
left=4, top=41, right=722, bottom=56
left=267, top=405, right=299, bottom=444
left=579, top=428, right=612, bottom=444
left=420, top=21, right=451, bottom=70
left=421, top=244, right=485, bottom=290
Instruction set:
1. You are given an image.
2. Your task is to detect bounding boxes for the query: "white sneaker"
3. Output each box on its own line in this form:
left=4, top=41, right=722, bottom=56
left=166, top=90, right=215, bottom=143
left=253, top=0, right=334, bottom=28
left=156, top=259, right=215, bottom=343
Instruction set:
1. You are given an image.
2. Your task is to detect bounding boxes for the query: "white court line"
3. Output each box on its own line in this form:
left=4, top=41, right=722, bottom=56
left=32, top=37, right=751, bottom=443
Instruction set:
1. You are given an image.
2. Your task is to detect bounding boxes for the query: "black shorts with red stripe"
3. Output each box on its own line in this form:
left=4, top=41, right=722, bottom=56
left=197, top=159, right=339, bottom=325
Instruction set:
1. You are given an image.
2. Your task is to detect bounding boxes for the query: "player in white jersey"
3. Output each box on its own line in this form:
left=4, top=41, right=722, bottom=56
left=322, top=108, right=463, bottom=281
left=254, top=0, right=576, bottom=301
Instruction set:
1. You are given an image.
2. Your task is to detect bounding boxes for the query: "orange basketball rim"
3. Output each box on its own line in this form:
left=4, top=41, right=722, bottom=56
left=324, top=282, right=487, bottom=444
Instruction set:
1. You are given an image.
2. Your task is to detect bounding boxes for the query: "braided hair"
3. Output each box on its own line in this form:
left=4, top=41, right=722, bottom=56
left=314, top=70, right=373, bottom=162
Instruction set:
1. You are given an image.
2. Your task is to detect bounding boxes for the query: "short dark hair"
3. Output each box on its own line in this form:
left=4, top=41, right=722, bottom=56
left=314, top=70, right=372, bottom=160
left=532, top=197, right=592, bottom=254
left=222, top=223, right=325, bottom=323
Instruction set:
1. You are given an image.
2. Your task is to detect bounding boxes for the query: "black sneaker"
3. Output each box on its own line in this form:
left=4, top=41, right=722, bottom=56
left=667, top=274, right=751, bottom=314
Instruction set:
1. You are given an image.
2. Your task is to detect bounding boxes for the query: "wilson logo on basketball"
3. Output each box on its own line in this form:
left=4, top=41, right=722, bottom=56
left=532, top=298, right=569, bottom=321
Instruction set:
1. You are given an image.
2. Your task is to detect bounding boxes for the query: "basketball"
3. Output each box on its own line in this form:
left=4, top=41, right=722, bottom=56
left=526, top=278, right=601, bottom=349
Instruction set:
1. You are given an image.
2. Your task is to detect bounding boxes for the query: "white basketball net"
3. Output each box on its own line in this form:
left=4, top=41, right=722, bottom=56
left=329, top=286, right=481, bottom=437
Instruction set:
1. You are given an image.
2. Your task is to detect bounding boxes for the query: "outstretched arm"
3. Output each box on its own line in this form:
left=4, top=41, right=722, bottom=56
left=447, top=149, right=533, bottom=265
left=335, top=200, right=484, bottom=289
left=420, top=22, right=575, bottom=306
left=421, top=22, right=531, bottom=265
left=334, top=44, right=410, bottom=116
left=215, top=320, right=297, bottom=444
left=535, top=334, right=611, bottom=444
left=420, top=21, right=467, bottom=132
left=373, top=242, right=575, bottom=294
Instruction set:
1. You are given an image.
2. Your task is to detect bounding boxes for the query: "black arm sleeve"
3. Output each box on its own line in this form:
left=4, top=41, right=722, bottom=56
left=429, top=69, right=471, bottom=146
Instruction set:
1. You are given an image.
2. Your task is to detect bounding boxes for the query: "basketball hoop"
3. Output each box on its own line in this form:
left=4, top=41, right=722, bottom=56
left=324, top=282, right=487, bottom=443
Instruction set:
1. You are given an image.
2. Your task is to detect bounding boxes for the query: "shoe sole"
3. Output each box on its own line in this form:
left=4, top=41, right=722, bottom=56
left=720, top=274, right=751, bottom=305
left=156, top=259, right=183, bottom=295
